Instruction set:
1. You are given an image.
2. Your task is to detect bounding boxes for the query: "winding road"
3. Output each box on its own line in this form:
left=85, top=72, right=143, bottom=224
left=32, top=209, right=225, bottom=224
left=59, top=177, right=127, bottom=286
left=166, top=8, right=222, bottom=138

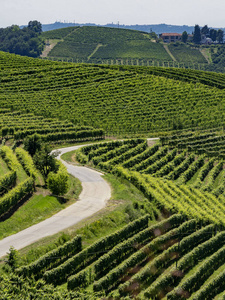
left=0, top=145, right=111, bottom=258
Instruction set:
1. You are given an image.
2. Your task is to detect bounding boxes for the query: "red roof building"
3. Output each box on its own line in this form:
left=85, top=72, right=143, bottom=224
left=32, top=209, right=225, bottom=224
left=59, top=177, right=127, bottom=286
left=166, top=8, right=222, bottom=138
left=159, top=33, right=182, bottom=43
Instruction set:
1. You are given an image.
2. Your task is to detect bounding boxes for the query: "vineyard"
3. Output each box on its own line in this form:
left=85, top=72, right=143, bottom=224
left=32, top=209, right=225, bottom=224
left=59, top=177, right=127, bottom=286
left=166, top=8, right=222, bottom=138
left=168, top=43, right=207, bottom=64
left=2, top=51, right=225, bottom=136
left=0, top=146, right=35, bottom=218
left=2, top=50, right=225, bottom=298
left=0, top=110, right=104, bottom=144
left=3, top=137, right=225, bottom=298
left=41, top=26, right=209, bottom=70
left=46, top=26, right=172, bottom=62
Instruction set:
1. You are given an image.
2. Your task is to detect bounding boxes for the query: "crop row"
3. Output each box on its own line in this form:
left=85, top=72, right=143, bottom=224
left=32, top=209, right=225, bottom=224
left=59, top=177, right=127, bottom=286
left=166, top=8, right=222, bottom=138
left=16, top=235, right=82, bottom=277
left=2, top=52, right=225, bottom=134
left=0, top=177, right=34, bottom=217
left=43, top=214, right=151, bottom=284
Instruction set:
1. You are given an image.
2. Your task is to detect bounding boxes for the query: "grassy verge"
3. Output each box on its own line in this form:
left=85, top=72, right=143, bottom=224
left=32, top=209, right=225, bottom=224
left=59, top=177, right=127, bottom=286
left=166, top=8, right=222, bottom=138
left=0, top=174, right=82, bottom=241
left=3, top=172, right=158, bottom=268
left=0, top=158, right=9, bottom=176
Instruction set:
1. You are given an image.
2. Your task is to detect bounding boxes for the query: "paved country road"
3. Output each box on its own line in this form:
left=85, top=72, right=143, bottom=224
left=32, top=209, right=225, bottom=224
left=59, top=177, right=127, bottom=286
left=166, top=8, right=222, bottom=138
left=0, top=145, right=111, bottom=258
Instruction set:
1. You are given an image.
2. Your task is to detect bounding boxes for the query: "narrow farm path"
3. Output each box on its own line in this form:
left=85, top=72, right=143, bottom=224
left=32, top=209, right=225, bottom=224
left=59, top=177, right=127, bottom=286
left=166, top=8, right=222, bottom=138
left=0, top=145, right=111, bottom=258
left=40, top=39, right=60, bottom=58
left=163, top=44, right=176, bottom=62
left=88, top=43, right=103, bottom=60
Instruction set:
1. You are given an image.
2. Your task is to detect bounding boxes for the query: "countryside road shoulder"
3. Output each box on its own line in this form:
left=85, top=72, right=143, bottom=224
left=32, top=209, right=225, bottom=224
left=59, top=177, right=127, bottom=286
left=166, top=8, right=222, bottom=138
left=0, top=145, right=111, bottom=258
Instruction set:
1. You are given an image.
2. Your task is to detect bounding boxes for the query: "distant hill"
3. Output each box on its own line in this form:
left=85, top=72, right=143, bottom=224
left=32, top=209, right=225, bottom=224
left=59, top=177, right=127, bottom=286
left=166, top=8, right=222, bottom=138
left=41, top=22, right=195, bottom=34
left=41, top=26, right=208, bottom=68
left=40, top=22, right=225, bottom=35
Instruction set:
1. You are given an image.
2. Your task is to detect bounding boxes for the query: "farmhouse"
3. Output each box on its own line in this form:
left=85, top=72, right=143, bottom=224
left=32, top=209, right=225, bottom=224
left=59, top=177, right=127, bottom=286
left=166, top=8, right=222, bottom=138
left=159, top=33, right=182, bottom=43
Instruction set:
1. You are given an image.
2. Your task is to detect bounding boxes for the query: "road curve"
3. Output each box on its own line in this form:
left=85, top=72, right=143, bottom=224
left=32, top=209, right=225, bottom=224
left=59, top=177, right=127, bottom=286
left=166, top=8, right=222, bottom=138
left=0, top=145, right=111, bottom=258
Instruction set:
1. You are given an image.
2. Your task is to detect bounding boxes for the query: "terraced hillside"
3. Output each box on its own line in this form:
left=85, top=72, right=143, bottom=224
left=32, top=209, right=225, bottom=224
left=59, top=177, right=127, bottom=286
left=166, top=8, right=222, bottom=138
left=0, top=110, right=104, bottom=144
left=43, top=26, right=172, bottom=63
left=41, top=26, right=208, bottom=69
left=0, top=146, right=36, bottom=219
left=2, top=51, right=225, bottom=136
left=15, top=213, right=225, bottom=300
left=48, top=137, right=225, bottom=298
left=168, top=43, right=207, bottom=64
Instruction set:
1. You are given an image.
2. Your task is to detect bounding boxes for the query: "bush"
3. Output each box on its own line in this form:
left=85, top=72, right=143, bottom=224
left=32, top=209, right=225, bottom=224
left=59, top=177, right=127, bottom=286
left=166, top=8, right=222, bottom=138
left=47, top=162, right=69, bottom=196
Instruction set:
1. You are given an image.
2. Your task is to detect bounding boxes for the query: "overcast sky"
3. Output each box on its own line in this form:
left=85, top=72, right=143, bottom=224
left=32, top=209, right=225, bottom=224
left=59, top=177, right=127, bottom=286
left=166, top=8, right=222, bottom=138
left=1, top=0, right=225, bottom=28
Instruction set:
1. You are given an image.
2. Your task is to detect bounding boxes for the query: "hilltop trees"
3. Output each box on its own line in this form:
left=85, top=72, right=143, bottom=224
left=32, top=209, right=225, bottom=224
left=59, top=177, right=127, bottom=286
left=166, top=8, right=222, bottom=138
left=192, top=24, right=224, bottom=44
left=181, top=31, right=188, bottom=43
left=217, top=29, right=224, bottom=43
left=193, top=25, right=201, bottom=44
left=0, top=20, right=44, bottom=57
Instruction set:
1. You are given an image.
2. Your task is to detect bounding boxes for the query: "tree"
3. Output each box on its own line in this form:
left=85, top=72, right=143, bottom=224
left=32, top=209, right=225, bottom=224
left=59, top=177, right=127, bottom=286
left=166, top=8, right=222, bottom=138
left=193, top=24, right=201, bottom=44
left=33, top=145, right=58, bottom=180
left=210, top=29, right=217, bottom=42
left=0, top=21, right=44, bottom=57
left=217, top=29, right=224, bottom=44
left=6, top=246, right=19, bottom=271
left=47, top=166, right=69, bottom=196
left=201, top=25, right=209, bottom=36
left=24, top=133, right=42, bottom=156
left=28, top=20, right=42, bottom=34
left=181, top=31, right=188, bottom=43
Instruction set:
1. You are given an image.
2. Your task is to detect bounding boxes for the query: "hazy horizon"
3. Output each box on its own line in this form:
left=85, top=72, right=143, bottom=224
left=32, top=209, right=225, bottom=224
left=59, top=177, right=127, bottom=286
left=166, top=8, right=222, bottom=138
left=1, top=0, right=225, bottom=29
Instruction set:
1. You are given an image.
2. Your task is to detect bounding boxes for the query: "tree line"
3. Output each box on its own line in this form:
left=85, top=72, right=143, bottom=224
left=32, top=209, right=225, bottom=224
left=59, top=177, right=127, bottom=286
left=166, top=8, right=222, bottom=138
left=0, top=21, right=44, bottom=57
left=182, top=24, right=224, bottom=44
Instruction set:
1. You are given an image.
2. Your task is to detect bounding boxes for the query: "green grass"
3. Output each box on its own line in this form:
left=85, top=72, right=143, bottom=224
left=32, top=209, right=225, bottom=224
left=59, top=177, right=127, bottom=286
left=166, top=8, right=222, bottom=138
left=0, top=158, right=9, bottom=176
left=61, top=150, right=76, bottom=163
left=0, top=174, right=82, bottom=240
left=0, top=194, right=61, bottom=240
left=16, top=166, right=28, bottom=183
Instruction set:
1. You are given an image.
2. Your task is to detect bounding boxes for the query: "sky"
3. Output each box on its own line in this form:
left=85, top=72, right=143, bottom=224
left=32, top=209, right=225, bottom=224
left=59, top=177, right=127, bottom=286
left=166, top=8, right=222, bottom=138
left=1, top=0, right=225, bottom=29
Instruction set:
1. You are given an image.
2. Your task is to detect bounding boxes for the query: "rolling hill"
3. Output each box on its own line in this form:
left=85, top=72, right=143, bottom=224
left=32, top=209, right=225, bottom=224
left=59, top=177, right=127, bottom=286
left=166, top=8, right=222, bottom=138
left=2, top=52, right=225, bottom=298
left=41, top=26, right=208, bottom=68
left=1, top=51, right=225, bottom=137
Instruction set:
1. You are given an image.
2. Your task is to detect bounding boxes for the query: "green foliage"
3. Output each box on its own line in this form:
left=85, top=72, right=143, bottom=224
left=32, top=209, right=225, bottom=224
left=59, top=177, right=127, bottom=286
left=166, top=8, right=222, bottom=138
left=15, top=147, right=38, bottom=179
left=48, top=26, right=171, bottom=62
left=47, top=161, right=69, bottom=196
left=24, top=133, right=42, bottom=156
left=168, top=43, right=207, bottom=63
left=193, top=25, right=201, bottom=44
left=33, top=145, right=58, bottom=180
left=42, top=26, right=77, bottom=39
left=181, top=31, right=188, bottom=43
left=0, top=170, right=17, bottom=196
left=5, top=246, right=19, bottom=271
left=43, top=214, right=151, bottom=285
left=0, top=21, right=44, bottom=57
left=0, top=177, right=34, bottom=216
left=2, top=53, right=225, bottom=134
left=16, top=235, right=82, bottom=277
left=0, top=146, right=21, bottom=171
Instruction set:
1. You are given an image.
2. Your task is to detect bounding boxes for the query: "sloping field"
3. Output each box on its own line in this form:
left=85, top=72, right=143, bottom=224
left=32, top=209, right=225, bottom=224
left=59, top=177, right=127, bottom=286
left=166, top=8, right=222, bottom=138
left=45, top=26, right=172, bottom=62
left=2, top=51, right=225, bottom=297
left=53, top=138, right=225, bottom=298
left=1, top=51, right=225, bottom=136
left=168, top=43, right=207, bottom=64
